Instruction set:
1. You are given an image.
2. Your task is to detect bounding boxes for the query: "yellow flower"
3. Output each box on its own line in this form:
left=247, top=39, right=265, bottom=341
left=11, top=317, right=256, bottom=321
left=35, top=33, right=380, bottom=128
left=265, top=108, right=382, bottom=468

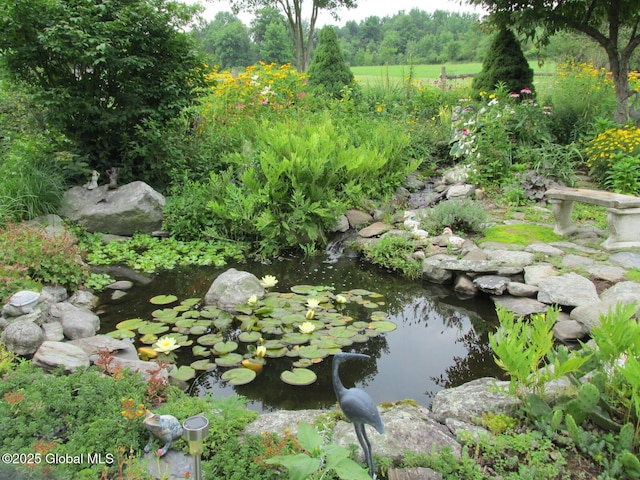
left=247, top=294, right=258, bottom=306
left=306, top=298, right=321, bottom=309
left=305, top=309, right=315, bottom=320
left=260, top=275, right=278, bottom=288
left=153, top=336, right=180, bottom=353
left=299, top=321, right=315, bottom=334
left=335, top=294, right=347, bottom=304
left=255, top=345, right=267, bottom=357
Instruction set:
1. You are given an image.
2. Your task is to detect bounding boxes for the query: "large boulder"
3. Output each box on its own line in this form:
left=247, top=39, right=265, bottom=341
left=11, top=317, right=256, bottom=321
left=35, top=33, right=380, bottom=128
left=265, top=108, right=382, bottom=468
left=32, top=341, right=90, bottom=373
left=1, top=320, right=44, bottom=355
left=58, top=181, right=165, bottom=235
left=537, top=272, right=599, bottom=307
left=204, top=268, right=265, bottom=312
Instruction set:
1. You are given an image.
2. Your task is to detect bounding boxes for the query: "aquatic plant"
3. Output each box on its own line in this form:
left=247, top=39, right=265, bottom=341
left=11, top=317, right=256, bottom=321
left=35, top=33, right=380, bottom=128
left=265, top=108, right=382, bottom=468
left=106, top=284, right=396, bottom=386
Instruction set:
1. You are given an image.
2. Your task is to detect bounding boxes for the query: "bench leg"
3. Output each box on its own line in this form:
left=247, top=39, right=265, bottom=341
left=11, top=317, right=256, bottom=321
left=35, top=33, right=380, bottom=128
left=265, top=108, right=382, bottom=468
left=602, top=207, right=640, bottom=250
left=548, top=199, right=577, bottom=236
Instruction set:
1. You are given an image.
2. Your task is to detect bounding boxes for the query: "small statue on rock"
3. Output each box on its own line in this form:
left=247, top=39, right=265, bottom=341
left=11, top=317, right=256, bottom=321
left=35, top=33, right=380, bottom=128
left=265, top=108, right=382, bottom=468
left=143, top=411, right=183, bottom=456
left=84, top=170, right=100, bottom=190
left=106, top=167, right=119, bottom=190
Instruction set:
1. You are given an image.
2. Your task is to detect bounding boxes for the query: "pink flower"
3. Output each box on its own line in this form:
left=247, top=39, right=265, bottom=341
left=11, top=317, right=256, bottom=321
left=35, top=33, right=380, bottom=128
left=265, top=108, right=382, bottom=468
left=235, top=104, right=245, bottom=109
left=461, top=129, right=469, bottom=136
left=297, top=92, right=307, bottom=99
left=520, top=88, right=532, bottom=94
left=510, top=93, right=520, bottom=98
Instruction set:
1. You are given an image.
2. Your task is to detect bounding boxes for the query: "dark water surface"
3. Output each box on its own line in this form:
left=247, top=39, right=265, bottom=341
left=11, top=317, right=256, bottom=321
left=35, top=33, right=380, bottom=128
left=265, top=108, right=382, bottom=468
left=97, top=252, right=505, bottom=412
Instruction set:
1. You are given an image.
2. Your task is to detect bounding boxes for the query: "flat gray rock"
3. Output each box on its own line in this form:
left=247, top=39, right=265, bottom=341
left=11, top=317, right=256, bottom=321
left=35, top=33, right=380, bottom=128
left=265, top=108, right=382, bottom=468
left=553, top=319, right=589, bottom=342
left=358, top=222, right=392, bottom=238
left=525, top=243, right=564, bottom=256
left=561, top=254, right=595, bottom=268
left=506, top=281, right=538, bottom=297
left=332, top=403, right=461, bottom=462
left=609, top=252, right=640, bottom=269
left=587, top=265, right=627, bottom=283
left=491, top=296, right=548, bottom=317
left=473, top=275, right=510, bottom=295
left=431, top=377, right=518, bottom=424
left=537, top=273, right=599, bottom=307
left=32, top=341, right=90, bottom=373
left=523, top=264, right=558, bottom=286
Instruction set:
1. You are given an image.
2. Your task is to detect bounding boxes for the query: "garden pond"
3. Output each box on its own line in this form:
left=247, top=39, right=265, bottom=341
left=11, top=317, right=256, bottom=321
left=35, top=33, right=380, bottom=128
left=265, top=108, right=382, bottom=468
left=97, top=250, right=505, bottom=412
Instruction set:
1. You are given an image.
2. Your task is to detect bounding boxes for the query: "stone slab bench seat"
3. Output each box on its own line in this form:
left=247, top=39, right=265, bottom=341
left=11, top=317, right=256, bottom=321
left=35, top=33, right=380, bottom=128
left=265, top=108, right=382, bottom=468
left=545, top=187, right=640, bottom=250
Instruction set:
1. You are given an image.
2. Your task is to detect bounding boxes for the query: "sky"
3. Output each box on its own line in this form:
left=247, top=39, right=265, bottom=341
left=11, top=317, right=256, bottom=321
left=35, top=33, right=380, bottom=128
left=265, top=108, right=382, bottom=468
left=184, top=0, right=486, bottom=27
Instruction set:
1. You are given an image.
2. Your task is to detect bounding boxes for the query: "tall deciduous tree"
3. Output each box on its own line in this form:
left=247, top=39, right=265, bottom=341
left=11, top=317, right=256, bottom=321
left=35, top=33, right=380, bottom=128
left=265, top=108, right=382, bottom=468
left=221, top=0, right=357, bottom=71
left=0, top=0, right=205, bottom=179
left=465, top=0, right=640, bottom=123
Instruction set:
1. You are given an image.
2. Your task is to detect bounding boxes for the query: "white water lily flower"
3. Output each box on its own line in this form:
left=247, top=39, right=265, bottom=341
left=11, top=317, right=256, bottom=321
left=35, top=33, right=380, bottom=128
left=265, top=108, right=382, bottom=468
left=153, top=336, right=180, bottom=353
left=260, top=275, right=278, bottom=288
left=305, top=309, right=315, bottom=320
left=299, top=321, right=315, bottom=334
left=247, top=294, right=258, bottom=306
left=306, top=298, right=321, bottom=310
left=255, top=345, right=267, bottom=357
left=335, top=294, right=347, bottom=304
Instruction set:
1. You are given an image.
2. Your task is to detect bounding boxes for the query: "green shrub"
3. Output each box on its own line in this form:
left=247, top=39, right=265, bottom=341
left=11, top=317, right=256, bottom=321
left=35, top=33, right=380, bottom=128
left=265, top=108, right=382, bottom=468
left=0, top=222, right=89, bottom=301
left=420, top=199, right=488, bottom=236
left=472, top=28, right=534, bottom=96
left=307, top=26, right=355, bottom=99
left=360, top=235, right=422, bottom=279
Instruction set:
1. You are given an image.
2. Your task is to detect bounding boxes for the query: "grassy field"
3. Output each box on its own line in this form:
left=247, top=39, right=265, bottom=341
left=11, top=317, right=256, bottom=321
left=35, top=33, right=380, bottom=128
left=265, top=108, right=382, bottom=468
left=352, top=61, right=558, bottom=93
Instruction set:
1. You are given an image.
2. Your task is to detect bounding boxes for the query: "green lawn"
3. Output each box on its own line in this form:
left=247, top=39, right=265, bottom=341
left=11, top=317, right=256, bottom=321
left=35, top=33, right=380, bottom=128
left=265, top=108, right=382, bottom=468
left=352, top=61, right=558, bottom=92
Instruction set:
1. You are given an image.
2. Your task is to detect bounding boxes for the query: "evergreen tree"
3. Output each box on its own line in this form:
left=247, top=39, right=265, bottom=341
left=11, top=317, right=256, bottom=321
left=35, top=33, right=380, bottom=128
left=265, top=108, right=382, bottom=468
left=260, top=22, right=295, bottom=64
left=307, top=26, right=354, bottom=98
left=472, top=28, right=534, bottom=96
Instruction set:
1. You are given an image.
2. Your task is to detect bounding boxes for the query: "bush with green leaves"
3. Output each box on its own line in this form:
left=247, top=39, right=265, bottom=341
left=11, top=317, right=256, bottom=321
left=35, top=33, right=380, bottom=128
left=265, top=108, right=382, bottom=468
left=307, top=26, right=355, bottom=99
left=472, top=28, right=534, bottom=97
left=0, top=222, right=89, bottom=301
left=165, top=112, right=417, bottom=257
left=0, top=0, right=206, bottom=185
left=420, top=199, right=488, bottom=237
left=360, top=235, right=422, bottom=279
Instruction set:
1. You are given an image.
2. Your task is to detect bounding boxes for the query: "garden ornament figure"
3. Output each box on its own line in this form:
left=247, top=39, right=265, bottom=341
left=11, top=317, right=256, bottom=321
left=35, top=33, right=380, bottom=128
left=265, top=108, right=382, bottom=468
left=84, top=170, right=100, bottom=190
left=332, top=352, right=384, bottom=478
left=143, top=411, right=183, bottom=456
left=106, top=167, right=119, bottom=189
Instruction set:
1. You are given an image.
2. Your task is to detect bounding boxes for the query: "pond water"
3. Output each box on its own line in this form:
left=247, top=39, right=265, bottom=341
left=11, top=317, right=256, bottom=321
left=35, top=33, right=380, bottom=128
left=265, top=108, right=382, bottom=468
left=97, top=251, right=506, bottom=413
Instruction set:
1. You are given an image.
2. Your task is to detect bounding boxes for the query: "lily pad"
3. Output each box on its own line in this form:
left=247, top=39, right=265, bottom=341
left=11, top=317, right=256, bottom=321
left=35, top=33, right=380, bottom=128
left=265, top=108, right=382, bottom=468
left=139, top=333, right=158, bottom=344
left=197, top=334, right=223, bottom=346
left=175, top=318, right=195, bottom=328
left=327, top=326, right=357, bottom=339
left=351, top=334, right=369, bottom=343
left=189, top=326, right=209, bottom=336
left=169, top=365, right=195, bottom=381
left=214, top=353, right=243, bottom=367
left=292, top=358, right=314, bottom=368
left=297, top=345, right=330, bottom=359
left=150, top=294, right=178, bottom=305
left=213, top=316, right=233, bottom=330
left=152, top=309, right=179, bottom=322
left=238, top=331, right=262, bottom=343
left=181, top=298, right=201, bottom=307
left=282, top=332, right=311, bottom=345
left=213, top=341, right=238, bottom=354
left=222, top=368, right=256, bottom=385
left=370, top=320, right=397, bottom=333
left=106, top=329, right=136, bottom=339
left=265, top=347, right=289, bottom=358
left=370, top=312, right=387, bottom=321
left=190, top=359, right=216, bottom=371
left=241, top=358, right=265, bottom=372
left=180, top=310, right=201, bottom=319
left=280, top=368, right=317, bottom=386
left=291, top=285, right=319, bottom=295
left=348, top=289, right=371, bottom=296
left=192, top=345, right=211, bottom=357
left=116, top=318, right=146, bottom=330
left=138, top=323, right=169, bottom=335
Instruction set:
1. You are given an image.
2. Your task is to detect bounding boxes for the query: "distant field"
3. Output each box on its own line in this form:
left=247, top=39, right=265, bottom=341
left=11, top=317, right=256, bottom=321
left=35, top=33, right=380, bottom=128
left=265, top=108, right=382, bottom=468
left=351, top=61, right=558, bottom=93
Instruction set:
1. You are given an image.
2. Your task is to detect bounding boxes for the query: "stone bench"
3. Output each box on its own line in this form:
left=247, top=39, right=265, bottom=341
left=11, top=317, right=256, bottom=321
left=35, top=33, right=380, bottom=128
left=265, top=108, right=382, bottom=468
left=545, top=187, right=640, bottom=250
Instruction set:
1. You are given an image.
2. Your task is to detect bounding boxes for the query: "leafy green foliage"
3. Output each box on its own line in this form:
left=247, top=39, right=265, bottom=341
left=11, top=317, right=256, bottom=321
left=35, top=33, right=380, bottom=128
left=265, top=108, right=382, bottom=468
left=263, top=421, right=370, bottom=480
left=81, top=233, right=246, bottom=273
left=0, top=0, right=206, bottom=184
left=481, top=224, right=561, bottom=245
left=0, top=222, right=89, bottom=301
left=308, top=26, right=355, bottom=99
left=360, top=235, right=422, bottom=279
left=420, top=198, right=488, bottom=236
left=472, top=29, right=534, bottom=96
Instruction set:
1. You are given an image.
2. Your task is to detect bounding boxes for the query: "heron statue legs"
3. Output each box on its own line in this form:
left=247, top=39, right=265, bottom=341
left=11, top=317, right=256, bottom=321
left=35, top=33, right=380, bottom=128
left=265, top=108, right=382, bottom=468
left=332, top=352, right=384, bottom=478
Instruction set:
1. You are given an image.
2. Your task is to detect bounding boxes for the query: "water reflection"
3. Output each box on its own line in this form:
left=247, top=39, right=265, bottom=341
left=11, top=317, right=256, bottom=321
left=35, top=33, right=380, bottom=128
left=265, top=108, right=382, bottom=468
left=97, top=253, right=504, bottom=412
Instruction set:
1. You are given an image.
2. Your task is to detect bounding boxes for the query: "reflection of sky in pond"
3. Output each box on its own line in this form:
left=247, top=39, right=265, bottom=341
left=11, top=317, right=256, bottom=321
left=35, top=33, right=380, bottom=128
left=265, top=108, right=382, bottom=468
left=98, top=251, right=504, bottom=412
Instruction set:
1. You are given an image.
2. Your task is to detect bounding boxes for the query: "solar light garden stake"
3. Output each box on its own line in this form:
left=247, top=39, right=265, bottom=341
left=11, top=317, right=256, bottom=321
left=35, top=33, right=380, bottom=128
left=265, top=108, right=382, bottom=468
left=182, top=415, right=209, bottom=480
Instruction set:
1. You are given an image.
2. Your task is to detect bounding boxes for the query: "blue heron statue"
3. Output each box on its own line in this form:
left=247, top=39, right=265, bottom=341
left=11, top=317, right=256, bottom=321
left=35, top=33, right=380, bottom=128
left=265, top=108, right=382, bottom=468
left=332, top=352, right=384, bottom=478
